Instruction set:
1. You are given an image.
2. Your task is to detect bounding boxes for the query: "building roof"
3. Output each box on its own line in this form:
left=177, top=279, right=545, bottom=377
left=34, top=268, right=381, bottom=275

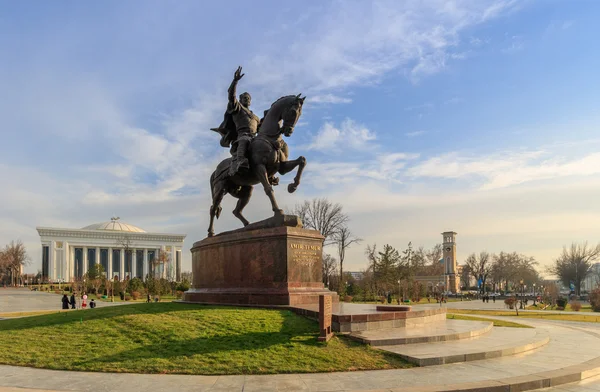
left=81, top=217, right=146, bottom=233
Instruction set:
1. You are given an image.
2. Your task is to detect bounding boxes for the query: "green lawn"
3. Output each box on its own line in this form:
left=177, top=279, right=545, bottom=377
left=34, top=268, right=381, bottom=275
left=449, top=309, right=600, bottom=323
left=526, top=303, right=593, bottom=312
left=0, top=303, right=411, bottom=375
left=446, top=313, right=532, bottom=328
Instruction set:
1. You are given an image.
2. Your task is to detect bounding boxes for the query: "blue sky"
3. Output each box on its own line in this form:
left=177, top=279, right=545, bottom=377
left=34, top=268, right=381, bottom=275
left=1, top=0, right=600, bottom=274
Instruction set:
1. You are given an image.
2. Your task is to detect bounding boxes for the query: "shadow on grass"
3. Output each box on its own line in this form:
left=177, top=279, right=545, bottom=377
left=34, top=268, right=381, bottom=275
left=0, top=302, right=257, bottom=332
left=71, top=310, right=322, bottom=371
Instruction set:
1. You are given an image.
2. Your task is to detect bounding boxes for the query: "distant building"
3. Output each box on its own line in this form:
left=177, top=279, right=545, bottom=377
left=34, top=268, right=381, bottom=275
left=583, top=263, right=600, bottom=292
left=37, top=217, right=186, bottom=283
left=413, top=231, right=460, bottom=294
left=347, top=271, right=364, bottom=281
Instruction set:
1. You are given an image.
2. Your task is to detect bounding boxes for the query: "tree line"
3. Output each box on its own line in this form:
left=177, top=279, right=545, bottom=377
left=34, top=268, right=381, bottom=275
left=292, top=198, right=600, bottom=301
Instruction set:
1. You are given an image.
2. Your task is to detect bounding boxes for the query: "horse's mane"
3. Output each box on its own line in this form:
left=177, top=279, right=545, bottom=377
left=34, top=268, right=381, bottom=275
left=270, top=95, right=296, bottom=107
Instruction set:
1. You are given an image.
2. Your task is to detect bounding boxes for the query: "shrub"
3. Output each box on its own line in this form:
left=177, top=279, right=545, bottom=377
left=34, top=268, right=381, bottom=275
left=128, top=278, right=144, bottom=294
left=344, top=295, right=353, bottom=302
left=570, top=301, right=582, bottom=311
left=131, top=291, right=141, bottom=300
left=556, top=297, right=568, bottom=309
left=176, top=280, right=191, bottom=292
left=590, top=288, right=600, bottom=312
left=124, top=295, right=132, bottom=301
left=176, top=290, right=183, bottom=299
left=54, top=290, right=62, bottom=294
left=504, top=297, right=516, bottom=309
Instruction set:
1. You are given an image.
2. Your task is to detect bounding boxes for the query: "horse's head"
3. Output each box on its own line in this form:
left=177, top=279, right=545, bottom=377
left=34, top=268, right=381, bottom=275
left=281, top=94, right=305, bottom=137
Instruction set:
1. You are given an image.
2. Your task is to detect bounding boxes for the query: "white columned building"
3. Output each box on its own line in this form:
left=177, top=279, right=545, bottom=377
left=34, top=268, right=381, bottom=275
left=37, top=217, right=186, bottom=283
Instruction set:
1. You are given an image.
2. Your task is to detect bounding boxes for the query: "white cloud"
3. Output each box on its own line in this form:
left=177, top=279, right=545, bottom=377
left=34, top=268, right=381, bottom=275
left=406, top=148, right=600, bottom=190
left=305, top=118, right=376, bottom=152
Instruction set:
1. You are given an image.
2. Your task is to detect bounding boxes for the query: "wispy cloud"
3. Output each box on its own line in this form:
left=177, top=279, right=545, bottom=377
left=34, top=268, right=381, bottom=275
left=308, top=94, right=353, bottom=104
left=405, top=130, right=426, bottom=137
left=404, top=103, right=434, bottom=112
left=502, top=34, right=525, bottom=54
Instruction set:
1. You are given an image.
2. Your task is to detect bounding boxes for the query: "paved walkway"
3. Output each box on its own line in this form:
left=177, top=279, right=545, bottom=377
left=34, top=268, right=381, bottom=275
left=0, top=288, right=129, bottom=314
left=1, top=317, right=600, bottom=391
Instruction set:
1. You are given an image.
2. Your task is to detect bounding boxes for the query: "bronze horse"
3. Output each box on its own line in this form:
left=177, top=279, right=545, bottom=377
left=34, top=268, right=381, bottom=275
left=208, top=94, right=306, bottom=236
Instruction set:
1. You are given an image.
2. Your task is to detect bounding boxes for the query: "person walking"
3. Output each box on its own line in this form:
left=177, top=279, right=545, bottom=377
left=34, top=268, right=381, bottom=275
left=89, top=299, right=96, bottom=309
left=61, top=294, right=69, bottom=310
left=70, top=293, right=76, bottom=309
left=81, top=293, right=87, bottom=309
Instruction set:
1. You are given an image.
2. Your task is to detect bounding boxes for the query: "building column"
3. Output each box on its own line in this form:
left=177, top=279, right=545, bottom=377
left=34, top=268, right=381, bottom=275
left=63, top=242, right=70, bottom=282
left=49, top=241, right=55, bottom=282
left=95, top=247, right=100, bottom=266
left=176, top=249, right=182, bottom=282
left=107, top=247, right=113, bottom=279
left=120, top=249, right=125, bottom=280
left=132, top=249, right=137, bottom=278
left=143, top=249, right=148, bottom=279
left=82, top=246, right=88, bottom=276
left=171, top=246, right=177, bottom=281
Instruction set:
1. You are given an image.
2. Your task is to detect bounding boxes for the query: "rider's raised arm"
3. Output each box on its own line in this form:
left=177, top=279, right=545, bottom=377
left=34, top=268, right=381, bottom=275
left=227, top=78, right=239, bottom=113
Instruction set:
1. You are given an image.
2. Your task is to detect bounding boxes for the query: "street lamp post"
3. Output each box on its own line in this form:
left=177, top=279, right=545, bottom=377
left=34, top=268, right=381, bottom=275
left=520, top=279, right=524, bottom=309
left=397, top=280, right=401, bottom=303
left=533, top=283, right=537, bottom=305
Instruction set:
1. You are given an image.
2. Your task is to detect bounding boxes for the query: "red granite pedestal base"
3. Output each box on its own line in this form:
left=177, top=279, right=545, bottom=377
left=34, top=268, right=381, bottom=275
left=182, top=219, right=338, bottom=306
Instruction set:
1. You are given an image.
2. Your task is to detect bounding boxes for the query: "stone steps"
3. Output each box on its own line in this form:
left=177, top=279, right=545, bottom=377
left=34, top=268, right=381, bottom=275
left=349, top=319, right=493, bottom=346
left=377, top=326, right=550, bottom=366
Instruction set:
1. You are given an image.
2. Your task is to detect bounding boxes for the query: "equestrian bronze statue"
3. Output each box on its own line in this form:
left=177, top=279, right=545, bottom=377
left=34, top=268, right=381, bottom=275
left=209, top=66, right=306, bottom=237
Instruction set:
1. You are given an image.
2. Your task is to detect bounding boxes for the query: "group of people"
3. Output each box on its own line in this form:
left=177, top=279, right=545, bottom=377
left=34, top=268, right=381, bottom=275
left=482, top=294, right=496, bottom=303
left=61, top=293, right=96, bottom=310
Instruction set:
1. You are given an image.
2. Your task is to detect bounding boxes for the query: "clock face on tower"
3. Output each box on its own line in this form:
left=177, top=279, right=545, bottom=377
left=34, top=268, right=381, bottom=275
left=445, top=247, right=451, bottom=252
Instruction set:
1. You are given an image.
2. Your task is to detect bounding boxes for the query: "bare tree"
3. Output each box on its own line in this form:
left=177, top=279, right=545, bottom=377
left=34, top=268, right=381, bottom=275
left=548, top=242, right=600, bottom=296
left=2, top=240, right=30, bottom=286
left=290, top=198, right=348, bottom=245
left=334, top=226, right=361, bottom=292
left=322, top=253, right=337, bottom=287
left=465, top=251, right=492, bottom=294
left=154, top=249, right=171, bottom=279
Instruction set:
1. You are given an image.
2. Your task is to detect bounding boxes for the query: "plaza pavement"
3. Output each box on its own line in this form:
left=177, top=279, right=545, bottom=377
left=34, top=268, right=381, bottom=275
left=0, top=287, right=131, bottom=314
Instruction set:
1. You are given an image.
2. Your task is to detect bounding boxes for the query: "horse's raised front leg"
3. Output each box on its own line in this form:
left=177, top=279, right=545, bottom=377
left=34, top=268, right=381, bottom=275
left=208, top=183, right=226, bottom=237
left=278, top=156, right=306, bottom=193
left=254, top=164, right=283, bottom=216
left=232, top=185, right=253, bottom=226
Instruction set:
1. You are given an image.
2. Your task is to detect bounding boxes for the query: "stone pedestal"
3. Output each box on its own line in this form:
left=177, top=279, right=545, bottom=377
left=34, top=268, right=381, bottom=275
left=183, top=216, right=338, bottom=306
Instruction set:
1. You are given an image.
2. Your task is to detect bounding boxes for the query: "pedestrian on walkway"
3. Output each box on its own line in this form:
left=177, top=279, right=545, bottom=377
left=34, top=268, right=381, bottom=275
left=61, top=294, right=69, bottom=309
left=82, top=293, right=87, bottom=309
left=89, top=299, right=96, bottom=309
left=70, top=293, right=76, bottom=309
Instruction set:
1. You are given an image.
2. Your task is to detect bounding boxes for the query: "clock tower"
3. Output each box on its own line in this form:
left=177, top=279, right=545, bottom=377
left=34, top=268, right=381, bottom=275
left=442, top=231, right=458, bottom=293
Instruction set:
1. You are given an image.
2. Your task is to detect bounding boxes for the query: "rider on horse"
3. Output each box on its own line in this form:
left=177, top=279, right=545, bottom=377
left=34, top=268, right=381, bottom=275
left=211, top=67, right=282, bottom=184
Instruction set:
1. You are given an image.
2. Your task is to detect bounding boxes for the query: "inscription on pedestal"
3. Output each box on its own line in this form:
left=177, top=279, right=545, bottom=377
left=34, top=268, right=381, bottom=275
left=318, top=294, right=333, bottom=342
left=290, top=243, right=321, bottom=267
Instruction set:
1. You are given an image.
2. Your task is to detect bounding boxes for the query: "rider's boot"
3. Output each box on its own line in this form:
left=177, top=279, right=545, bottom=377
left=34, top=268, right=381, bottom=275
left=236, top=139, right=250, bottom=170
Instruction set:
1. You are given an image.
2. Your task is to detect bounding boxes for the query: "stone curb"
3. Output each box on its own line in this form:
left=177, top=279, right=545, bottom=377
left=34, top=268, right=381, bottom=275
left=390, top=330, right=550, bottom=367
left=351, top=353, right=600, bottom=392
left=351, top=321, right=494, bottom=346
